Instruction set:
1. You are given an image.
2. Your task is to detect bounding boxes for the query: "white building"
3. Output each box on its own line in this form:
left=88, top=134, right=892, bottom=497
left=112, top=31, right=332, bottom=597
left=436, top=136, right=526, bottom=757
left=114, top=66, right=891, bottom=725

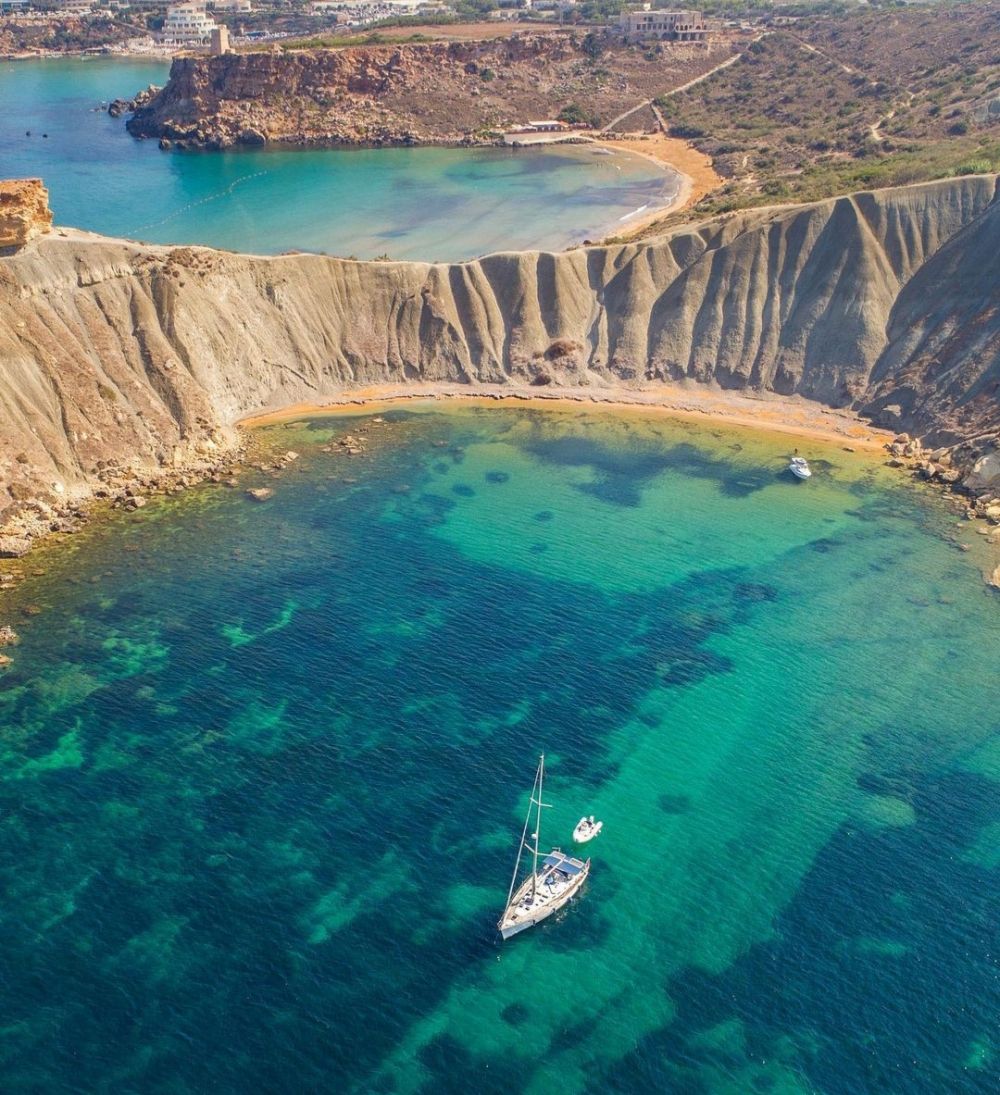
left=161, top=1, right=217, bottom=47
left=210, top=0, right=252, bottom=13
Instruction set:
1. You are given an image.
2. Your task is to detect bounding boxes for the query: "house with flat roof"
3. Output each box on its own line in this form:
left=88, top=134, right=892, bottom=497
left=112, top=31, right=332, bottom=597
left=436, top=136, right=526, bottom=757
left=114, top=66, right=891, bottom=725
left=618, top=10, right=709, bottom=44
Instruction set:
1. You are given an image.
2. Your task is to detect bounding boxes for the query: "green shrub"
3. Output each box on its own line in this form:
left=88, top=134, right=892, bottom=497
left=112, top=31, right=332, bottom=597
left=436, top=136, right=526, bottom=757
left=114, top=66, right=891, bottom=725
left=558, top=103, right=597, bottom=126
left=670, top=122, right=707, bottom=139
left=955, top=159, right=992, bottom=175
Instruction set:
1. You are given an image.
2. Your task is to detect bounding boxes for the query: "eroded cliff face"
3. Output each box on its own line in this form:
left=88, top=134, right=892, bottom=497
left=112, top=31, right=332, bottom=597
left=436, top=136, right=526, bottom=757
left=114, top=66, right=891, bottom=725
left=0, top=179, right=52, bottom=250
left=124, top=37, right=733, bottom=148
left=1, top=176, right=999, bottom=528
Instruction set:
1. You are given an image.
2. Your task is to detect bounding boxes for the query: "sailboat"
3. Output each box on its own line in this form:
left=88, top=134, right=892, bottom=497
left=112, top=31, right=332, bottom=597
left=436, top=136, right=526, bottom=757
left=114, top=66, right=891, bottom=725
left=498, top=755, right=590, bottom=940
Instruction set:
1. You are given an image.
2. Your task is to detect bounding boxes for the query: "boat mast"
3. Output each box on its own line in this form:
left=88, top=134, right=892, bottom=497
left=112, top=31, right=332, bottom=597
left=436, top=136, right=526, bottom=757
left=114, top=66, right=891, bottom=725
left=530, top=754, right=545, bottom=898
left=504, top=757, right=540, bottom=912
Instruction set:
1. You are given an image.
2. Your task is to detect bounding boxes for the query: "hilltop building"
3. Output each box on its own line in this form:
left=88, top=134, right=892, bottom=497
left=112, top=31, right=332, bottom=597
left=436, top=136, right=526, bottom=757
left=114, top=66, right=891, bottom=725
left=618, top=9, right=709, bottom=44
left=160, top=1, right=217, bottom=47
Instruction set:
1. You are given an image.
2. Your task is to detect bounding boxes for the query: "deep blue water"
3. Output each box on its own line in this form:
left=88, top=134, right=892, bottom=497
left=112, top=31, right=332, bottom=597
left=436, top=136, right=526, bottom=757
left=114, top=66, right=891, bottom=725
left=0, top=406, right=997, bottom=1092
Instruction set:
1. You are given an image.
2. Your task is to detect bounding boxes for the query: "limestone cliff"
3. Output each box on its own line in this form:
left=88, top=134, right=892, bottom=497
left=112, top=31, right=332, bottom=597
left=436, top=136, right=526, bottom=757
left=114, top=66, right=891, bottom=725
left=0, top=179, right=52, bottom=250
left=1, top=176, right=999, bottom=532
left=124, top=36, right=734, bottom=149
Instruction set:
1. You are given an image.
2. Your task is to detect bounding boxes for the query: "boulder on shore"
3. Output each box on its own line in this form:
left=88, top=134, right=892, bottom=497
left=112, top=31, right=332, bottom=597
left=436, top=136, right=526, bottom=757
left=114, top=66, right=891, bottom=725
left=0, top=535, right=32, bottom=558
left=964, top=452, right=1000, bottom=492
left=246, top=487, right=274, bottom=502
left=0, top=625, right=20, bottom=646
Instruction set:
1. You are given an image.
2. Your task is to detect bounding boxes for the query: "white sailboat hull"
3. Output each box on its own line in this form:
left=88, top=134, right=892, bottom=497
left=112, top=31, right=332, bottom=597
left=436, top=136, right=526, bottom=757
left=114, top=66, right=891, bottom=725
left=498, top=851, right=589, bottom=939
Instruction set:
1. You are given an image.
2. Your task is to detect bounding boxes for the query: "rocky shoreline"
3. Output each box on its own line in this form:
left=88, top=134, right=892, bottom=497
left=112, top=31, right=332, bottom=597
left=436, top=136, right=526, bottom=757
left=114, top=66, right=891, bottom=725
left=883, top=433, right=1000, bottom=583
left=0, top=433, right=248, bottom=564
left=120, top=36, right=736, bottom=151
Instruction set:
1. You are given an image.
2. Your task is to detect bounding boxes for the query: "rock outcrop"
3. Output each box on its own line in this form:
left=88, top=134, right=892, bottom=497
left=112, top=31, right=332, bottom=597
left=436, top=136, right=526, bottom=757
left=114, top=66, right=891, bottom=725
left=124, top=36, right=734, bottom=149
left=1, top=175, right=999, bottom=539
left=0, top=179, right=52, bottom=250
left=107, top=85, right=160, bottom=119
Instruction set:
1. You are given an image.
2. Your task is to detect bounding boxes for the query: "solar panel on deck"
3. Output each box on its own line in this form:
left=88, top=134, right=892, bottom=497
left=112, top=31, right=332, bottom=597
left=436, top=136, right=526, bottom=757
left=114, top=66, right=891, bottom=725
left=543, top=853, right=584, bottom=875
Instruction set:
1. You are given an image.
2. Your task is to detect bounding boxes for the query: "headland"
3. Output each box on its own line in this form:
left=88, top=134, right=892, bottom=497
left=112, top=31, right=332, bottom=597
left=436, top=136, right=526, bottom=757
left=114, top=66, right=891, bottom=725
left=123, top=34, right=740, bottom=151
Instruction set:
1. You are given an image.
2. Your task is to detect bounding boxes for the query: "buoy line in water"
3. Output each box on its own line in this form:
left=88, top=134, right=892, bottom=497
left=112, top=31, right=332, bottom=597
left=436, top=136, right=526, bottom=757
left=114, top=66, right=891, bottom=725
left=129, top=169, right=271, bottom=234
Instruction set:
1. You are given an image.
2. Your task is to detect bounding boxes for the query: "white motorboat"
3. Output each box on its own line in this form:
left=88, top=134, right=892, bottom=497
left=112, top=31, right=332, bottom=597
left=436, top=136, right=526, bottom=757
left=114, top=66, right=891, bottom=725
left=789, top=456, right=812, bottom=480
left=573, top=816, right=603, bottom=843
left=498, top=755, right=590, bottom=940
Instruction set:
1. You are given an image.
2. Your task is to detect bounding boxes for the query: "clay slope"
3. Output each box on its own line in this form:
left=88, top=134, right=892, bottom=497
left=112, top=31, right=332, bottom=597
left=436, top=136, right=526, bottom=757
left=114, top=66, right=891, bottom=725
left=1, top=175, right=998, bottom=514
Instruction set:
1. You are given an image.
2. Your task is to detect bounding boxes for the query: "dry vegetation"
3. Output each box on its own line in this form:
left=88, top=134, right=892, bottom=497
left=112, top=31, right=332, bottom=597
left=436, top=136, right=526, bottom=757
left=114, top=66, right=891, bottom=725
left=0, top=16, right=134, bottom=54
left=654, top=1, right=1000, bottom=217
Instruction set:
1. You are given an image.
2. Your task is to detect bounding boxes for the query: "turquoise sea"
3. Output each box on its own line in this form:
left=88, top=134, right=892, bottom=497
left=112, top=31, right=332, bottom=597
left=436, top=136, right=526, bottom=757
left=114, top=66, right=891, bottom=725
left=0, top=58, right=675, bottom=259
left=1, top=405, right=997, bottom=1092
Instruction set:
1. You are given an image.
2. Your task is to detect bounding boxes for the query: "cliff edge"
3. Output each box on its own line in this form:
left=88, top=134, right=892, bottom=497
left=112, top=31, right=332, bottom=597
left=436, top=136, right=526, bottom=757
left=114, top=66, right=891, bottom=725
left=124, top=36, right=735, bottom=149
left=1, top=175, right=999, bottom=547
left=0, top=179, right=52, bottom=250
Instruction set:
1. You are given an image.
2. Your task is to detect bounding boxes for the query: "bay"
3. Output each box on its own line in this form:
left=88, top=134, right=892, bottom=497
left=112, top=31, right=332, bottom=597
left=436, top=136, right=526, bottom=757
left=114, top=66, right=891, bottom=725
left=1, top=405, right=997, bottom=1093
left=0, top=58, right=675, bottom=260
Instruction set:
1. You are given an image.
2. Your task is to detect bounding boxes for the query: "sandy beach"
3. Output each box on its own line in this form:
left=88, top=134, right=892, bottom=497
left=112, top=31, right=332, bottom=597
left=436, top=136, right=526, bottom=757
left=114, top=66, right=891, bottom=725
left=514, top=130, right=720, bottom=243
left=239, top=382, right=892, bottom=451
left=587, top=132, right=720, bottom=238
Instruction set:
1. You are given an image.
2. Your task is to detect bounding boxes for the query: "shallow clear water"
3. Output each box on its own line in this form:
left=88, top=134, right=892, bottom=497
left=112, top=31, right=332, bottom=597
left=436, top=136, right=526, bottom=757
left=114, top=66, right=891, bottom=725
left=1, top=405, right=997, bottom=1092
left=0, top=58, right=674, bottom=260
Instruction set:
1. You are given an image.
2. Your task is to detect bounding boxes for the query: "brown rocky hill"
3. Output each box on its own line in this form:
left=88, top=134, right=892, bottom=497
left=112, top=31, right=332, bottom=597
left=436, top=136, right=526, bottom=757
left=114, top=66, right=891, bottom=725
left=659, top=1, right=1000, bottom=213
left=1, top=175, right=999, bottom=533
left=0, top=16, right=132, bottom=56
left=125, top=34, right=737, bottom=149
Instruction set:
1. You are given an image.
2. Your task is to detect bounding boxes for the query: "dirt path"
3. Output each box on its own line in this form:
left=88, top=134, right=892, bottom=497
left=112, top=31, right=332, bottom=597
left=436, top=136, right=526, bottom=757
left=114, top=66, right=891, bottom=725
left=659, top=47, right=749, bottom=99
left=599, top=42, right=754, bottom=134
left=600, top=98, right=657, bottom=134
left=788, top=34, right=855, bottom=76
